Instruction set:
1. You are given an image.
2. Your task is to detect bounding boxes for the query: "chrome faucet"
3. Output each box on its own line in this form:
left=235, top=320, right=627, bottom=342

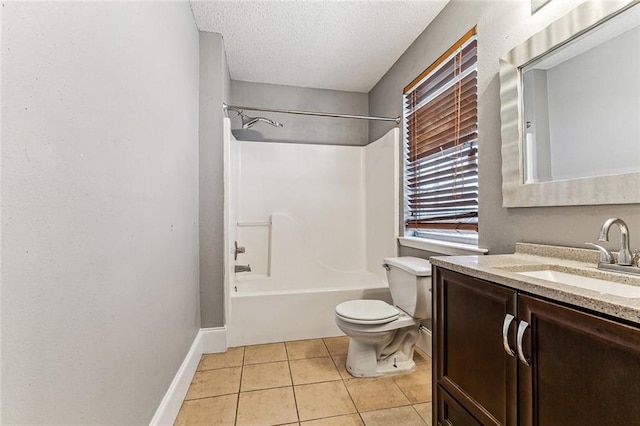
left=234, top=241, right=246, bottom=260
left=597, top=218, right=633, bottom=266
left=235, top=264, right=251, bottom=273
left=586, top=218, right=640, bottom=277
left=585, top=242, right=614, bottom=264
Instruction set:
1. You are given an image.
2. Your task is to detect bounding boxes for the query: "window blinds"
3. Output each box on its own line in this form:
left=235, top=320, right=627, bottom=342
left=404, top=28, right=478, bottom=232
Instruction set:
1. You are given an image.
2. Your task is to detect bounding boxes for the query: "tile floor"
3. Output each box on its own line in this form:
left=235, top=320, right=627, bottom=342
left=175, top=336, right=433, bottom=426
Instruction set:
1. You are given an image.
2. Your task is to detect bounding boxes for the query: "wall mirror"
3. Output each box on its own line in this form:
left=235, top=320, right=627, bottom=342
left=499, top=0, right=640, bottom=207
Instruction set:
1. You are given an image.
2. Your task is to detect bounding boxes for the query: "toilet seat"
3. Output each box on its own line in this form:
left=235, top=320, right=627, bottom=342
left=335, top=300, right=400, bottom=325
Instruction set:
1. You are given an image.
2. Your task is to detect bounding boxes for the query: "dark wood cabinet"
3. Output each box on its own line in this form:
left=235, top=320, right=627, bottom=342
left=437, top=384, right=482, bottom=426
left=518, top=294, right=640, bottom=426
left=435, top=268, right=517, bottom=425
left=434, top=267, right=640, bottom=426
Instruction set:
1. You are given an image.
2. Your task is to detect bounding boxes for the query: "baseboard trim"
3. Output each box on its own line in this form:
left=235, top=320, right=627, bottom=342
left=201, top=326, right=228, bottom=354
left=150, top=326, right=227, bottom=425
left=150, top=331, right=202, bottom=425
left=416, top=326, right=432, bottom=357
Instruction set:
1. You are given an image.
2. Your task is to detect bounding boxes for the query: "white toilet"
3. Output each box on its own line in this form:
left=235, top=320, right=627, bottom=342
left=334, top=256, right=432, bottom=377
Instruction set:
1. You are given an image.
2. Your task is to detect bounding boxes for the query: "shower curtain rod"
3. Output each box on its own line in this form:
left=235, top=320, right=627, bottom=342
left=223, top=103, right=401, bottom=124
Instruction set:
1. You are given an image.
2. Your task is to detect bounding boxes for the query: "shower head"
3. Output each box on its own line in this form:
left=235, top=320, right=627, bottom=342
left=240, top=114, right=283, bottom=129
left=224, top=104, right=283, bottom=129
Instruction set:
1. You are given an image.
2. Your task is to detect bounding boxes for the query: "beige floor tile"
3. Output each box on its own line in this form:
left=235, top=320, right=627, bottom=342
left=393, top=369, right=432, bottom=404
left=414, top=350, right=432, bottom=368
left=413, top=402, right=433, bottom=426
left=290, top=357, right=341, bottom=385
left=360, top=406, right=426, bottom=426
left=286, top=339, right=329, bottom=360
left=174, top=394, right=237, bottom=426
left=344, top=377, right=410, bottom=412
left=241, top=361, right=292, bottom=392
left=323, top=336, right=350, bottom=357
left=244, top=342, right=288, bottom=365
left=331, top=355, right=355, bottom=380
left=236, top=387, right=298, bottom=426
left=294, top=381, right=357, bottom=421
left=185, top=367, right=241, bottom=400
left=198, top=347, right=245, bottom=371
left=301, top=414, right=364, bottom=425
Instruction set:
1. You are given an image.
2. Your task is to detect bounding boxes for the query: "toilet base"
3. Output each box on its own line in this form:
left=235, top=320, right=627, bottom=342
left=344, top=325, right=420, bottom=377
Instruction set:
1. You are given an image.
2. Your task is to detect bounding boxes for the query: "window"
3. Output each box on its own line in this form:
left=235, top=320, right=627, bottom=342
left=403, top=28, right=478, bottom=245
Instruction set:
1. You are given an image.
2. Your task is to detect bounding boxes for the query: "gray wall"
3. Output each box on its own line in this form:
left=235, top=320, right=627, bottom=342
left=545, top=26, right=640, bottom=180
left=230, top=80, right=370, bottom=145
left=199, top=32, right=230, bottom=328
left=369, top=0, right=640, bottom=255
left=1, top=2, right=200, bottom=424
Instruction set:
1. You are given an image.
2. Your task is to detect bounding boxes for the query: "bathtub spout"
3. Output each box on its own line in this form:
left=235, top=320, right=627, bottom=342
left=235, top=264, right=251, bottom=273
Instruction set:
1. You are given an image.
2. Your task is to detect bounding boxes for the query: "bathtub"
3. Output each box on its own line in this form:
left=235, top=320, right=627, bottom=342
left=226, top=272, right=391, bottom=347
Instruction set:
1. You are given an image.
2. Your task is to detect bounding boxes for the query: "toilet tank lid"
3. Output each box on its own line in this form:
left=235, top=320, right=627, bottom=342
left=383, top=257, right=432, bottom=276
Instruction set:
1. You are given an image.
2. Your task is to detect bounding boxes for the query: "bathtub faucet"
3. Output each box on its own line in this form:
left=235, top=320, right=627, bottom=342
left=235, top=264, right=251, bottom=273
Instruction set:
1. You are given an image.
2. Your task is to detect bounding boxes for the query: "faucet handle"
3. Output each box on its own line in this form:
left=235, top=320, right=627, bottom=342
left=234, top=241, right=246, bottom=260
left=585, top=243, right=614, bottom=264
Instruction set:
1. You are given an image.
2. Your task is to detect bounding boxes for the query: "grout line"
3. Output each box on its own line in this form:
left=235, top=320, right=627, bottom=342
left=409, top=404, right=428, bottom=425
left=196, top=364, right=244, bottom=372
left=242, top=359, right=288, bottom=366
left=183, top=391, right=243, bottom=403
left=288, top=354, right=333, bottom=361
left=179, top=339, right=431, bottom=425
left=340, top=368, right=362, bottom=418
left=285, top=351, right=301, bottom=424
left=239, top=384, right=297, bottom=394
left=233, top=346, right=247, bottom=426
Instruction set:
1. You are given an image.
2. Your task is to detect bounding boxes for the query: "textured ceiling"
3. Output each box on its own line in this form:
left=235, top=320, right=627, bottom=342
left=190, top=1, right=449, bottom=93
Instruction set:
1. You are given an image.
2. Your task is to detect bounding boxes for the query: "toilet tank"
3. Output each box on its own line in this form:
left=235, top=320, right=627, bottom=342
left=383, top=256, right=432, bottom=319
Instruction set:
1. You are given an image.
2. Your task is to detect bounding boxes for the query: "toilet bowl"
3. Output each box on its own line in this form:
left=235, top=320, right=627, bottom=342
left=335, top=257, right=432, bottom=377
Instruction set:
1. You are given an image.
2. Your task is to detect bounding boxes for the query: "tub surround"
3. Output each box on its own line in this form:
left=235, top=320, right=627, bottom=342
left=224, top=123, right=399, bottom=347
left=430, top=242, right=640, bottom=325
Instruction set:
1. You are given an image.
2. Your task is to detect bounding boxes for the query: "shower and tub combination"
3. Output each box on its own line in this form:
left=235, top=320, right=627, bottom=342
left=222, top=105, right=402, bottom=347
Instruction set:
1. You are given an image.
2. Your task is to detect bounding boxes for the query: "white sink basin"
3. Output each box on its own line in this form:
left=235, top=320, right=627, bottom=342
left=516, top=269, right=640, bottom=298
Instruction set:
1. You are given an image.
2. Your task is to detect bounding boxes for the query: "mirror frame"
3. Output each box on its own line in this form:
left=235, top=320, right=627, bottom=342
left=499, top=0, right=640, bottom=207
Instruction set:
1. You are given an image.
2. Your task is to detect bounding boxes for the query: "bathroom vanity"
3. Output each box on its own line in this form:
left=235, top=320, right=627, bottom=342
left=430, top=243, right=640, bottom=426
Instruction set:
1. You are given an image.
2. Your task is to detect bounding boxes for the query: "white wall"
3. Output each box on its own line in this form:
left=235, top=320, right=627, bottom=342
left=238, top=141, right=366, bottom=272
left=231, top=127, right=399, bottom=287
left=1, top=3, right=200, bottom=424
left=365, top=128, right=400, bottom=277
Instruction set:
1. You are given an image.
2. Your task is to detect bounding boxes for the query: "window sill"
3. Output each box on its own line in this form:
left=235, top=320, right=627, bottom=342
left=398, top=236, right=489, bottom=256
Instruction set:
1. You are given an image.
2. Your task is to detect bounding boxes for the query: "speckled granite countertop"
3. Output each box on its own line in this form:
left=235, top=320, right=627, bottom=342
left=429, top=243, right=640, bottom=326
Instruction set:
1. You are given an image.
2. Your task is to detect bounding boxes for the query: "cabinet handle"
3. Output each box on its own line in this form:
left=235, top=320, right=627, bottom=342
left=502, top=314, right=516, bottom=357
left=517, top=320, right=531, bottom=366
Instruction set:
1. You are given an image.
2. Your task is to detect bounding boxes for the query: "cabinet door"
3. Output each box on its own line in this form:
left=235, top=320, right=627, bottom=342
left=434, top=268, right=518, bottom=425
left=437, top=384, right=482, bottom=426
left=518, top=294, right=640, bottom=426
